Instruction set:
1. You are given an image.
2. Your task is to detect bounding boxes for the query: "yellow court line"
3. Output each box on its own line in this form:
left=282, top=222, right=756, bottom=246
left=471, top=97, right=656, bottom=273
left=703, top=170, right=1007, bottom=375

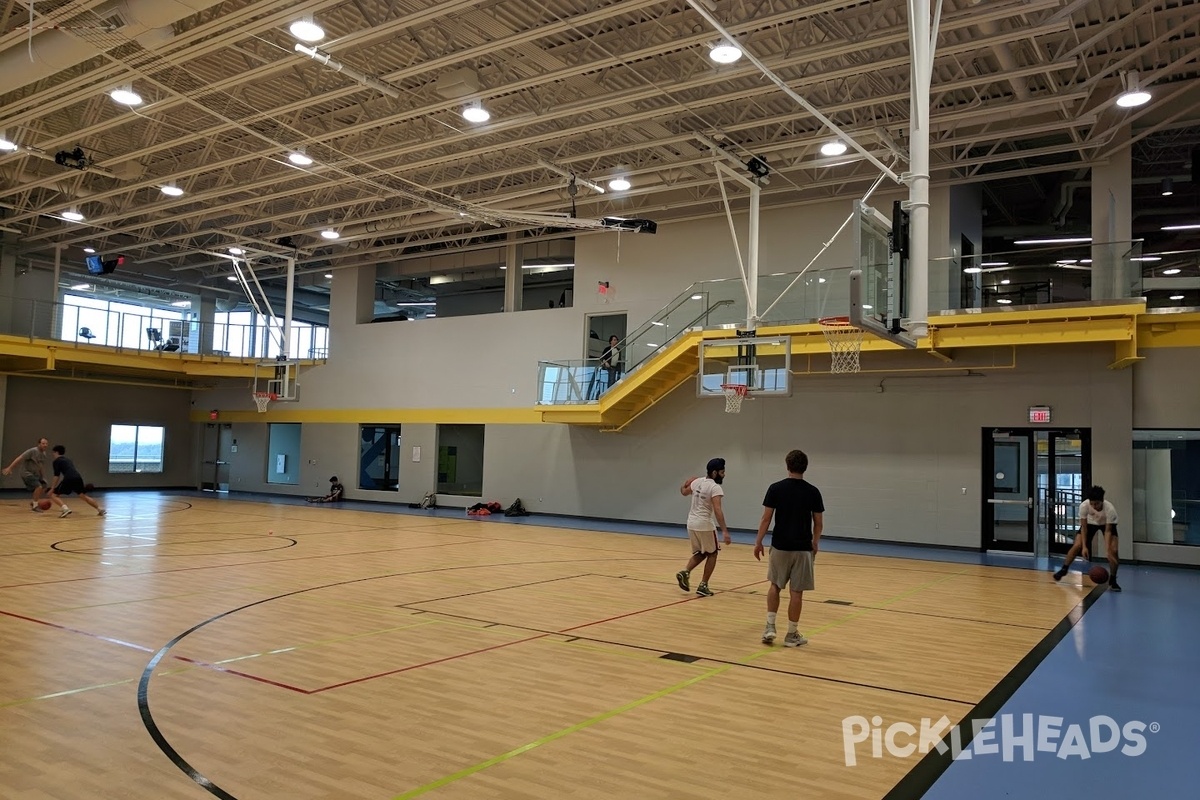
left=392, top=569, right=971, bottom=798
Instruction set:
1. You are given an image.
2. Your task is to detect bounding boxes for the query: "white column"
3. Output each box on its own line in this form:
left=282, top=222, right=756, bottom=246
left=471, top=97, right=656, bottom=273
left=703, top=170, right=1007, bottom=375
left=1091, top=125, right=1132, bottom=300
left=51, top=244, right=62, bottom=339
left=283, top=256, right=295, bottom=359
left=503, top=233, right=522, bottom=312
left=747, top=181, right=760, bottom=328
left=906, top=0, right=937, bottom=333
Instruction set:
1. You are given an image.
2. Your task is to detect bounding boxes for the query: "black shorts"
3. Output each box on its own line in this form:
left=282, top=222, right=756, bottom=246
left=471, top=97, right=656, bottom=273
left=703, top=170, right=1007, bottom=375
left=54, top=477, right=86, bottom=496
left=1084, top=524, right=1117, bottom=550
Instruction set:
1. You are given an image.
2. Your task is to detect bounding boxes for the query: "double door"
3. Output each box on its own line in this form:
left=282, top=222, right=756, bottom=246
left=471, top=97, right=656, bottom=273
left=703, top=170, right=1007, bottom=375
left=983, top=428, right=1090, bottom=554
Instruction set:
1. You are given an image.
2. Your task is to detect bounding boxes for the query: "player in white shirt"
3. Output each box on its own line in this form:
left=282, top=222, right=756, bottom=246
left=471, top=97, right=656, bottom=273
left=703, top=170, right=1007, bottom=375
left=1053, top=485, right=1122, bottom=592
left=674, top=457, right=731, bottom=597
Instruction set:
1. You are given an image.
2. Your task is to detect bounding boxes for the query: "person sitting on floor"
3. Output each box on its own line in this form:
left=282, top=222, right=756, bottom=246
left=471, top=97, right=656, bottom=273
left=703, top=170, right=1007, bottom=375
left=307, top=476, right=345, bottom=503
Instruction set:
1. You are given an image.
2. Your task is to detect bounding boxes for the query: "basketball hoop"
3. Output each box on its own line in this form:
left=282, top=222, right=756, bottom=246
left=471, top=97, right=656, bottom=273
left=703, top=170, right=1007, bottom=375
left=253, top=392, right=277, bottom=413
left=720, top=383, right=750, bottom=414
left=818, top=316, right=864, bottom=374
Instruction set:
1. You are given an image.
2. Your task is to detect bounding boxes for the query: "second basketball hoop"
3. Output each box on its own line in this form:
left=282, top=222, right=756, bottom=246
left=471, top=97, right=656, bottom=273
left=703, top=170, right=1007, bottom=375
left=819, top=316, right=865, bottom=373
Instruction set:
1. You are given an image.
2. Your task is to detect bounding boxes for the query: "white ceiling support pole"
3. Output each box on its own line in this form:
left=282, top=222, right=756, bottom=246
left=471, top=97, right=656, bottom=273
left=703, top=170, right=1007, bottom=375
left=283, top=255, right=295, bottom=360
left=714, top=162, right=761, bottom=329
left=906, top=0, right=943, bottom=336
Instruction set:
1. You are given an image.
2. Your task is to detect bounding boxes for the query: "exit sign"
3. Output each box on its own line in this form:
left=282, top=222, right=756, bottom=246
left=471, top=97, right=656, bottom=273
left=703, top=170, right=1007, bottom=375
left=1029, top=406, right=1052, bottom=423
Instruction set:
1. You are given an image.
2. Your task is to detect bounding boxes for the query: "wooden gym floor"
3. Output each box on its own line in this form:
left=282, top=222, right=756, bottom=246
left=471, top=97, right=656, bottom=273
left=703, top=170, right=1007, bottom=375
left=0, top=493, right=1095, bottom=799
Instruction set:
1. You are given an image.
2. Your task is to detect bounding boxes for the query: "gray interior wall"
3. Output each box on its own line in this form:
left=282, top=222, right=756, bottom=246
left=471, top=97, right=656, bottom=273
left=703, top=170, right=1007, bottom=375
left=1132, top=349, right=1200, bottom=428
left=0, top=377, right=195, bottom=488
left=482, top=345, right=1131, bottom=550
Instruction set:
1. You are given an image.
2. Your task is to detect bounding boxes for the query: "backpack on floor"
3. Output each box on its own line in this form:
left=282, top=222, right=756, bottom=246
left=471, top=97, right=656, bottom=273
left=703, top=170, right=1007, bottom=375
left=418, top=492, right=436, bottom=509
left=504, top=498, right=530, bottom=517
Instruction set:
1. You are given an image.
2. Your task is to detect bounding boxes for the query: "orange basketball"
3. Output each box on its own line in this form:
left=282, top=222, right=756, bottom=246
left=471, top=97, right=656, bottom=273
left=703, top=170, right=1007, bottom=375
left=38, top=499, right=52, bottom=510
left=1088, top=565, right=1109, bottom=585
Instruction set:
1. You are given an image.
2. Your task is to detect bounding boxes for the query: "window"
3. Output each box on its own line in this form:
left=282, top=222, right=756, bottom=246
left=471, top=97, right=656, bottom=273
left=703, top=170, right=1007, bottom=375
left=109, top=425, right=164, bottom=473
left=359, top=426, right=401, bottom=490
left=436, top=424, right=484, bottom=497
left=1133, top=430, right=1200, bottom=546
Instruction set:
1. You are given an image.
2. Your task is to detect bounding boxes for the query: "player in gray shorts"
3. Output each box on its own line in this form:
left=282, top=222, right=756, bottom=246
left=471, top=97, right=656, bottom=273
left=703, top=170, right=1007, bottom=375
left=3, top=437, right=50, bottom=512
left=754, top=449, right=824, bottom=647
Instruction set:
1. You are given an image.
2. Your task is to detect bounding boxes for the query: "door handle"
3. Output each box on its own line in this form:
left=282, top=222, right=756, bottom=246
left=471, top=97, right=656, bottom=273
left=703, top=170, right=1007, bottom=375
left=988, top=498, right=1033, bottom=508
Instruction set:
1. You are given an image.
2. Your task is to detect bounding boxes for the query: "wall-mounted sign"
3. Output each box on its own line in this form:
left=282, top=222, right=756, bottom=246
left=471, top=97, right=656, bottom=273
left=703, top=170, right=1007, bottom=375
left=1029, top=405, right=1052, bottom=424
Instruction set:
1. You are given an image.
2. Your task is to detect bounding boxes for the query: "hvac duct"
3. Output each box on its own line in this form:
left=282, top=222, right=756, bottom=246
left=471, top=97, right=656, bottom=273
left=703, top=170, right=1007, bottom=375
left=0, top=0, right=227, bottom=93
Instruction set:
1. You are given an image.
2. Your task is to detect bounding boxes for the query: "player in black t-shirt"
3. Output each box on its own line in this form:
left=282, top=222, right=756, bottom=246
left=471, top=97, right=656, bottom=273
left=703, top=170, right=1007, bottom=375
left=47, top=445, right=104, bottom=518
left=754, top=449, right=824, bottom=647
left=307, top=476, right=345, bottom=503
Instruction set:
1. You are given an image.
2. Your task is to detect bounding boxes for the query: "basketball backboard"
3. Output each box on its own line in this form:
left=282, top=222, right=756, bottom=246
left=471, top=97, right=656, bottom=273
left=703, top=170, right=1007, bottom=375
left=850, top=200, right=918, bottom=349
left=253, top=359, right=300, bottom=403
left=698, top=335, right=792, bottom=397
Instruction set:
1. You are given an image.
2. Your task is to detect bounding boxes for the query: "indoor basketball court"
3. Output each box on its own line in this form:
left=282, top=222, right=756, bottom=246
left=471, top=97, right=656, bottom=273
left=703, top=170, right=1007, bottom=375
left=2, top=492, right=1167, bottom=799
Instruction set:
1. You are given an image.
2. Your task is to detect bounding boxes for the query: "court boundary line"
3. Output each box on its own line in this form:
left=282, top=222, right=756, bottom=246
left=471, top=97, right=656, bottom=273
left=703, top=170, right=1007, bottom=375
left=880, top=584, right=1108, bottom=799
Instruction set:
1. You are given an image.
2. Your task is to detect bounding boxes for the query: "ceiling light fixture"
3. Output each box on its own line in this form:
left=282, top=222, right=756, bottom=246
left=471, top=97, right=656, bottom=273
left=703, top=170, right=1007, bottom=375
left=1001, top=279, right=1011, bottom=285
left=963, top=266, right=983, bottom=274
left=1013, top=237, right=1091, bottom=245
left=394, top=302, right=437, bottom=307
left=70, top=283, right=92, bottom=290
left=324, top=272, right=333, bottom=279
left=0, top=133, right=17, bottom=151
left=820, top=140, right=848, bottom=157
left=608, top=166, right=631, bottom=192
left=1131, top=256, right=1161, bottom=262
left=61, top=208, right=84, bottom=222
left=1115, top=70, right=1151, bottom=108
left=109, top=86, right=143, bottom=106
left=83, top=247, right=95, bottom=254
left=980, top=261, right=1009, bottom=267
left=160, top=183, right=184, bottom=197
left=228, top=247, right=243, bottom=255
left=1162, top=178, right=1174, bottom=196
left=1170, top=294, right=1185, bottom=301
left=1163, top=268, right=1182, bottom=275
left=708, top=41, right=743, bottom=64
left=462, top=101, right=490, bottom=123
left=1162, top=224, right=1200, bottom=231
left=226, top=275, right=239, bottom=281
left=690, top=294, right=703, bottom=300
left=289, top=17, right=325, bottom=43
left=320, top=228, right=340, bottom=240
left=997, top=298, right=1014, bottom=304
left=288, top=150, right=314, bottom=166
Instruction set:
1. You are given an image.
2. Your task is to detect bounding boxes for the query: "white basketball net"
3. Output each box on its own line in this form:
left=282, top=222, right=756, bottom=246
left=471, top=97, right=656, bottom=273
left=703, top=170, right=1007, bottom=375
left=820, top=320, right=865, bottom=373
left=722, top=384, right=749, bottom=414
left=253, top=393, right=273, bottom=413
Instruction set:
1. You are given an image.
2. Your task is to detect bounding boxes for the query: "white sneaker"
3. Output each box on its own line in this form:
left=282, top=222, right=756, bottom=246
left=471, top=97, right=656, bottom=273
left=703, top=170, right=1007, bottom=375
left=784, top=631, right=808, bottom=647
left=762, top=624, right=777, bottom=644
left=59, top=508, right=72, bottom=518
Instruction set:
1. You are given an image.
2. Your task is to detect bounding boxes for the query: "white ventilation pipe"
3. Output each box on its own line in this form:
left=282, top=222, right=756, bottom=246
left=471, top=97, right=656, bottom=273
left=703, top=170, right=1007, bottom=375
left=0, top=0, right=227, bottom=93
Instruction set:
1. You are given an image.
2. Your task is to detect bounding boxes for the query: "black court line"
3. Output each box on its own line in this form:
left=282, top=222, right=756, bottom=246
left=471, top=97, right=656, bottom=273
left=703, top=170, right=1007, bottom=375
left=395, top=573, right=590, bottom=606
left=825, top=599, right=853, bottom=605
left=51, top=535, right=299, bottom=556
left=881, top=584, right=1107, bottom=800
left=390, top=603, right=975, bottom=707
left=858, top=604, right=1060, bottom=631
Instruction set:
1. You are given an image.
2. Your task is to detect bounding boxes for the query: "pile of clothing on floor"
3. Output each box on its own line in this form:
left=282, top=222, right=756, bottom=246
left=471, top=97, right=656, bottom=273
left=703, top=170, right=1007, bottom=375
left=467, top=498, right=531, bottom=517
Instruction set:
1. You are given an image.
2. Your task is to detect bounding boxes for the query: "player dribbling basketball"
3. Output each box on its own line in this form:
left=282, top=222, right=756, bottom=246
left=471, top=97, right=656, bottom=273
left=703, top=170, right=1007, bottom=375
left=1054, top=484, right=1121, bottom=592
left=675, top=458, right=731, bottom=597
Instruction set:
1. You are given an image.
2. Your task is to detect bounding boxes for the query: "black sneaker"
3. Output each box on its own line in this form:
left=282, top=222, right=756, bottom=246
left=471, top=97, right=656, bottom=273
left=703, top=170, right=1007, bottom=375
left=695, top=583, right=713, bottom=597
left=1053, top=568, right=1066, bottom=582
left=1109, top=581, right=1122, bottom=593
left=675, top=570, right=690, bottom=592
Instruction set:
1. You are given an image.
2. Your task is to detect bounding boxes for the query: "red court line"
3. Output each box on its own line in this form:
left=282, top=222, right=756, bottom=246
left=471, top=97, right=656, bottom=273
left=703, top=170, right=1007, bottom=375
left=170, top=655, right=309, bottom=694
left=0, top=608, right=154, bottom=653
left=309, top=634, right=550, bottom=693
left=302, top=577, right=766, bottom=694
